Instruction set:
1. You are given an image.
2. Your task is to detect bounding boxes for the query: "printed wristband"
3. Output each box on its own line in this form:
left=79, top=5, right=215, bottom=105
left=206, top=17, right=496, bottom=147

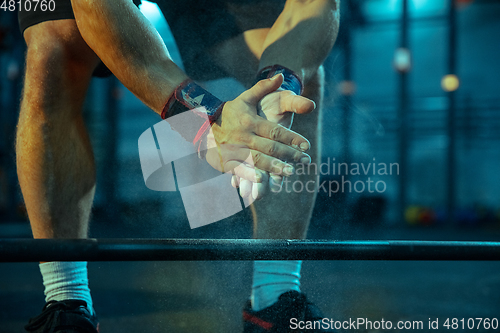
left=160, top=80, right=225, bottom=157
left=160, top=79, right=224, bottom=124
left=256, top=65, right=303, bottom=95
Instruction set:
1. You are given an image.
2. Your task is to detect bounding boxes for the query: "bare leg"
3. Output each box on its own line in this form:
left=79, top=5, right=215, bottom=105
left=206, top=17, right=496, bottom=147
left=210, top=26, right=324, bottom=239
left=251, top=68, right=323, bottom=240
left=211, top=32, right=325, bottom=317
left=16, top=19, right=100, bottom=239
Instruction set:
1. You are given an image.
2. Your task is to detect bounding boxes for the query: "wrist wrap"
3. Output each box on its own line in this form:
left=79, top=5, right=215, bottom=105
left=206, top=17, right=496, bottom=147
left=161, top=79, right=224, bottom=123
left=256, top=65, right=303, bottom=95
left=160, top=80, right=225, bottom=157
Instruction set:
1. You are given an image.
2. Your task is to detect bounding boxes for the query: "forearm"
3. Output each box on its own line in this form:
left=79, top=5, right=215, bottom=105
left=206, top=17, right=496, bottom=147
left=259, top=0, right=339, bottom=84
left=71, top=0, right=188, bottom=113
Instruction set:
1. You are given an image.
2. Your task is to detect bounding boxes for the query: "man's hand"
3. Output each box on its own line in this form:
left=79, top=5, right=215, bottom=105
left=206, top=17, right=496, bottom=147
left=229, top=83, right=316, bottom=200
left=257, top=89, right=316, bottom=127
left=206, top=74, right=315, bottom=183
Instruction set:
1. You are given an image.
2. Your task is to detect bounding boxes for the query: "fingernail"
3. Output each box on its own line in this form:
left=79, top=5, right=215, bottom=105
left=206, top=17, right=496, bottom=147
left=270, top=73, right=283, bottom=81
left=300, top=156, right=311, bottom=164
left=255, top=173, right=262, bottom=183
left=300, top=142, right=309, bottom=151
left=284, top=165, right=294, bottom=175
left=270, top=175, right=282, bottom=187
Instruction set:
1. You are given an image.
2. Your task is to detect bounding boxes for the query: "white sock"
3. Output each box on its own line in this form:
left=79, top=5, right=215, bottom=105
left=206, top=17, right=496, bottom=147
left=39, top=261, right=94, bottom=315
left=251, top=260, right=302, bottom=311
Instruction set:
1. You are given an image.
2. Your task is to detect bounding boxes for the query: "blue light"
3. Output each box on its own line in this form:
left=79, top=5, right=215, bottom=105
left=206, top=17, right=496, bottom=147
left=410, top=0, right=447, bottom=13
left=363, top=0, right=447, bottom=18
left=139, top=0, right=163, bottom=25
left=412, top=0, right=431, bottom=11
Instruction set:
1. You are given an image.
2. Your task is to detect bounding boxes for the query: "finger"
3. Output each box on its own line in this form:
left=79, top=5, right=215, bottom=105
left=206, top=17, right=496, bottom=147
left=248, top=149, right=298, bottom=176
left=231, top=162, right=264, bottom=183
left=269, top=174, right=284, bottom=193
left=252, top=171, right=269, bottom=200
left=205, top=144, right=256, bottom=176
left=270, top=174, right=283, bottom=186
left=253, top=117, right=311, bottom=152
left=231, top=175, right=240, bottom=188
left=239, top=179, right=252, bottom=198
left=280, top=92, right=316, bottom=115
left=250, top=136, right=311, bottom=166
left=252, top=182, right=267, bottom=200
left=239, top=74, right=284, bottom=105
left=218, top=143, right=253, bottom=162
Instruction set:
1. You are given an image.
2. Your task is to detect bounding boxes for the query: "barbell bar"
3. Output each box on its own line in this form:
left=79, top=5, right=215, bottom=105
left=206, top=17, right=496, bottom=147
left=1, top=239, right=500, bottom=262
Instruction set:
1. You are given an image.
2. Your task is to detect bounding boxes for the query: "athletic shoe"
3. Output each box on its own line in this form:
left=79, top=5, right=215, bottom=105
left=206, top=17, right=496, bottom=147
left=25, top=300, right=99, bottom=333
left=242, top=290, right=334, bottom=332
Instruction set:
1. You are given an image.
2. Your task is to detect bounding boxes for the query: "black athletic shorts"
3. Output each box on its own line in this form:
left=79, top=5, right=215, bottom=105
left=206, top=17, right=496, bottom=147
left=18, top=0, right=285, bottom=80
left=18, top=0, right=142, bottom=77
left=151, top=0, right=285, bottom=80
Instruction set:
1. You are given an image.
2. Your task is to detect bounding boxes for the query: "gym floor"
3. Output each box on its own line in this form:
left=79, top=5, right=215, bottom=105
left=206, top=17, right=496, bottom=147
left=2, top=222, right=500, bottom=333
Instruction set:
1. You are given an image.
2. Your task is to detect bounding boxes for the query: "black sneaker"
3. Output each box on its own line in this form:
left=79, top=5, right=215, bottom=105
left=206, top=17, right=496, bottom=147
left=243, top=291, right=334, bottom=332
left=25, top=300, right=99, bottom=333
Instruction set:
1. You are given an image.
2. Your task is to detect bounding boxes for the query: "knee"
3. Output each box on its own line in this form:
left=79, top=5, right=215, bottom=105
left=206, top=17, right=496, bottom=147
left=21, top=21, right=99, bottom=117
left=24, top=20, right=99, bottom=80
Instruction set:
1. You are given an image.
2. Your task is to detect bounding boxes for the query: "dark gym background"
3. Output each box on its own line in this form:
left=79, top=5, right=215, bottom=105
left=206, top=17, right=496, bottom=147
left=1, top=0, right=500, bottom=332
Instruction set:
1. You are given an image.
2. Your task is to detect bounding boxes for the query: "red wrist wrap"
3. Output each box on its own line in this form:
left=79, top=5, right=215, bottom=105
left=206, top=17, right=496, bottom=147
left=160, top=79, right=225, bottom=156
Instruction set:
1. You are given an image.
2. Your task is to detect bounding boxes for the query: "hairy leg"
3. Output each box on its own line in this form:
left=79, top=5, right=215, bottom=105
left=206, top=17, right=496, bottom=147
left=17, top=19, right=100, bottom=239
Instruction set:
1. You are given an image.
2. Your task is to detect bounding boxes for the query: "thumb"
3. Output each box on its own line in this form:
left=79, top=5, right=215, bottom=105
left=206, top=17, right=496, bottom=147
left=239, top=73, right=284, bottom=106
left=280, top=93, right=316, bottom=115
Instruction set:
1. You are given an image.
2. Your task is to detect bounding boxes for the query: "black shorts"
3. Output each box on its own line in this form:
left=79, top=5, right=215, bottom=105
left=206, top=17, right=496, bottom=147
left=152, top=0, right=285, bottom=80
left=18, top=0, right=142, bottom=77
left=18, top=0, right=142, bottom=33
left=18, top=0, right=285, bottom=80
